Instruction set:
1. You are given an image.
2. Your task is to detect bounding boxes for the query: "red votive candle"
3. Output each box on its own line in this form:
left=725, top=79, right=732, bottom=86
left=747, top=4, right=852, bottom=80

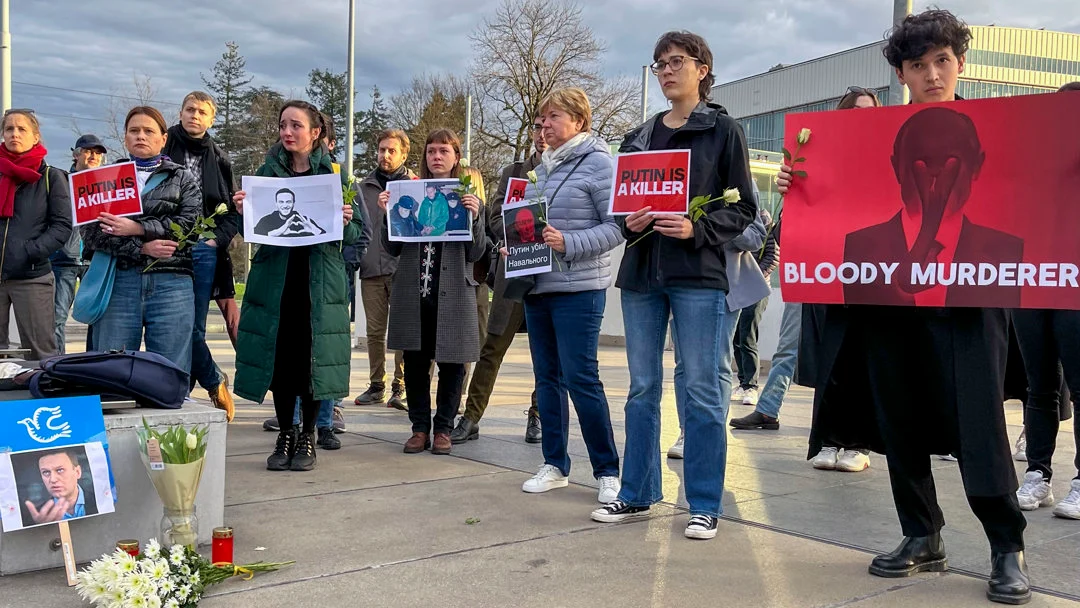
left=116, top=540, right=140, bottom=557
left=212, top=527, right=234, bottom=564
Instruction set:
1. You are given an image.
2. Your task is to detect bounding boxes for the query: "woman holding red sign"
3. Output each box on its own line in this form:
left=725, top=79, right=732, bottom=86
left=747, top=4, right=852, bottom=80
left=592, top=31, right=756, bottom=540
left=0, top=109, right=72, bottom=360
left=80, top=106, right=199, bottom=373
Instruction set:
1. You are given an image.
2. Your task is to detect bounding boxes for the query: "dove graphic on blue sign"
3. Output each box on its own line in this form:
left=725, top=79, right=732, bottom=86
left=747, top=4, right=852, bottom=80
left=18, top=406, right=73, bottom=444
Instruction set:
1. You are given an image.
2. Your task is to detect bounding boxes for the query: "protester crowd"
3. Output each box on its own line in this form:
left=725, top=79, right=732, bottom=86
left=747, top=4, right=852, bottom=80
left=7, top=8, right=1079, bottom=605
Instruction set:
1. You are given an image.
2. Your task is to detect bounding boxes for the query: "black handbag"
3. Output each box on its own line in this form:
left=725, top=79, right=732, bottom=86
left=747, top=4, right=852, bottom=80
left=26, top=350, right=190, bottom=409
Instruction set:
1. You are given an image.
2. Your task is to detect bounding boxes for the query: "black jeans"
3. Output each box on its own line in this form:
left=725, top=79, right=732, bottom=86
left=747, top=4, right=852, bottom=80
left=733, top=297, right=768, bottom=389
left=1013, top=309, right=1080, bottom=481
left=404, top=350, right=465, bottom=435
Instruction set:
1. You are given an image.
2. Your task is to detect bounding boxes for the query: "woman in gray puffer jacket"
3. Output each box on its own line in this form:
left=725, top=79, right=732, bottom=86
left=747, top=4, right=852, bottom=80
left=517, top=88, right=624, bottom=504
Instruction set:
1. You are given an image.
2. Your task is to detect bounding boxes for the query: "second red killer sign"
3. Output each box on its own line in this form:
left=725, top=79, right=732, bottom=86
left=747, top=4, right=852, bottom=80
left=69, top=162, right=143, bottom=226
left=608, top=149, right=691, bottom=215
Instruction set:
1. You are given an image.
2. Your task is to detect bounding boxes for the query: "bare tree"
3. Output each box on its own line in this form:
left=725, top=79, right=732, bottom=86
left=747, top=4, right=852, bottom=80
left=101, top=74, right=161, bottom=158
left=388, top=74, right=470, bottom=173
left=469, top=0, right=638, bottom=165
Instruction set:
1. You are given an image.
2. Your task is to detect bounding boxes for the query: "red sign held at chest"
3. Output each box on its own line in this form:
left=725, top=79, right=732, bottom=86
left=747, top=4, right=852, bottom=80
left=69, top=162, right=143, bottom=226
left=608, top=149, right=691, bottom=215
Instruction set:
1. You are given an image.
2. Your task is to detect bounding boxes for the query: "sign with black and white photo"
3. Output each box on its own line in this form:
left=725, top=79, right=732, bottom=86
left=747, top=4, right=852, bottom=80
left=386, top=178, right=474, bottom=242
left=241, top=174, right=345, bottom=247
left=502, top=198, right=552, bottom=278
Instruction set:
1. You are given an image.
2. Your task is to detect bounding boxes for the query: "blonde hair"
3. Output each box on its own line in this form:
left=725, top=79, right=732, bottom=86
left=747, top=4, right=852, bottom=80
left=539, top=88, right=592, bottom=135
left=182, top=91, right=217, bottom=115
left=377, top=128, right=410, bottom=156
left=2, top=110, right=41, bottom=138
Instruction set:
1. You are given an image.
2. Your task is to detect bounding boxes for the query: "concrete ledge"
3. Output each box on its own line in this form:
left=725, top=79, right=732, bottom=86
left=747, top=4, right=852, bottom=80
left=0, top=404, right=227, bottom=575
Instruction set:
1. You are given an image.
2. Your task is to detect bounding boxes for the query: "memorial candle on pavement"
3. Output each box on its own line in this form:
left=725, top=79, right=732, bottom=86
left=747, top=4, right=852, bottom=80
left=212, top=527, right=234, bottom=564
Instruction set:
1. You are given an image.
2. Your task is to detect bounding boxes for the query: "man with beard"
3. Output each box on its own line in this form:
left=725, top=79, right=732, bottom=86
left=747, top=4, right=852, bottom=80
left=354, top=130, right=415, bottom=409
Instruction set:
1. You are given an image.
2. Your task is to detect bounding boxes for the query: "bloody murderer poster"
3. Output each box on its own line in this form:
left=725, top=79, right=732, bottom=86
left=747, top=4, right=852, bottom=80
left=68, top=162, right=142, bottom=226
left=608, top=150, right=691, bottom=215
left=779, top=92, right=1080, bottom=310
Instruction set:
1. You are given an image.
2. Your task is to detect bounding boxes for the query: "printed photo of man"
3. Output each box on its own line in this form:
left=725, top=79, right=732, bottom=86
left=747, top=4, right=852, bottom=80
left=255, top=187, right=327, bottom=237
left=510, top=207, right=539, bottom=246
left=20, top=447, right=98, bottom=526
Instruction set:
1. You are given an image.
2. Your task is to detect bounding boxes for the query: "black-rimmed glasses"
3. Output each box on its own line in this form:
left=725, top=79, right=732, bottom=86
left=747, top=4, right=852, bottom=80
left=649, top=55, right=701, bottom=75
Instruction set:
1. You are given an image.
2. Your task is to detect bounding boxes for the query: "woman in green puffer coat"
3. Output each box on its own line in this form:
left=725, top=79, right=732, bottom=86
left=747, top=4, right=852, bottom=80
left=232, top=100, right=367, bottom=473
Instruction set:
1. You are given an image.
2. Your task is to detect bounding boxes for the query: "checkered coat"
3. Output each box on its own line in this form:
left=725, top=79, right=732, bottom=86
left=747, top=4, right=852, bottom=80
left=384, top=211, right=487, bottom=363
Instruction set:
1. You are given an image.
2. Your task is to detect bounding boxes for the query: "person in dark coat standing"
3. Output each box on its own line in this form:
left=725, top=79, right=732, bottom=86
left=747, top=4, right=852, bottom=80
left=782, top=11, right=1030, bottom=604
left=383, top=128, right=485, bottom=456
left=450, top=117, right=547, bottom=445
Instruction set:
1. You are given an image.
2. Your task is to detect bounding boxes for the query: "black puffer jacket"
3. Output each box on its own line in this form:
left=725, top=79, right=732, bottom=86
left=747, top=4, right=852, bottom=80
left=616, top=102, right=756, bottom=293
left=81, top=160, right=200, bottom=275
left=1, top=163, right=72, bottom=281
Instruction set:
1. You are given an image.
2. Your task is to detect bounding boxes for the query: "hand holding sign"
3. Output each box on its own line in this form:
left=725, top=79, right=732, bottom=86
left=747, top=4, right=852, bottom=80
left=98, top=213, right=144, bottom=237
left=608, top=150, right=691, bottom=215
left=69, top=163, right=143, bottom=226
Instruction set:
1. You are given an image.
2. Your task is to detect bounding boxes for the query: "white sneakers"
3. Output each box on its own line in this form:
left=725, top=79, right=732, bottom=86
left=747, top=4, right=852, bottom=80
left=1053, top=479, right=1080, bottom=520
left=741, top=387, right=759, bottom=406
left=1016, top=471, right=1054, bottom=511
left=522, top=465, right=620, bottom=504
left=811, top=446, right=839, bottom=470
left=597, top=476, right=621, bottom=504
left=731, top=387, right=746, bottom=402
left=1013, top=432, right=1027, bottom=462
left=835, top=450, right=870, bottom=472
left=522, top=464, right=568, bottom=493
left=667, top=432, right=685, bottom=459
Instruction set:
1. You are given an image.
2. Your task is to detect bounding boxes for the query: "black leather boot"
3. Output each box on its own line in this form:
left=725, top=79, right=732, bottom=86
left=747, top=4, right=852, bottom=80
left=987, top=551, right=1031, bottom=605
left=525, top=405, right=542, bottom=444
left=868, top=534, right=947, bottom=577
left=450, top=417, right=479, bottom=444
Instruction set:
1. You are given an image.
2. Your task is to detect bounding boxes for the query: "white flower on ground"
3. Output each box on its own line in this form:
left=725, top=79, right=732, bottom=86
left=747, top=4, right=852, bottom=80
left=145, top=539, right=161, bottom=560
left=165, top=599, right=180, bottom=608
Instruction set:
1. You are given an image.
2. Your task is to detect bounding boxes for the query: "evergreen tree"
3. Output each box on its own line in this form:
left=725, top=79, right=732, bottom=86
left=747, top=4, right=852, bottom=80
left=353, top=86, right=390, bottom=177
left=200, top=41, right=254, bottom=152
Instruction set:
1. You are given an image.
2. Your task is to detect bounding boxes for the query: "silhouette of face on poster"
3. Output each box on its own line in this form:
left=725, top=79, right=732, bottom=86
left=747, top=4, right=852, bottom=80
left=891, top=107, right=985, bottom=222
left=514, top=208, right=537, bottom=243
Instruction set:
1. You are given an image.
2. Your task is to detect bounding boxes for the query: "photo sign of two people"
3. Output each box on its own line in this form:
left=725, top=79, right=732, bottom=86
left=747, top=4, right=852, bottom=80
left=780, top=91, right=1080, bottom=310
left=386, top=179, right=474, bottom=243
left=242, top=173, right=345, bottom=247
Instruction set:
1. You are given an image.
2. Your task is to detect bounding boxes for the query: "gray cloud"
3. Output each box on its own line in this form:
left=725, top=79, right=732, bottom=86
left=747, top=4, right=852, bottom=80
left=10, top=0, right=1077, bottom=168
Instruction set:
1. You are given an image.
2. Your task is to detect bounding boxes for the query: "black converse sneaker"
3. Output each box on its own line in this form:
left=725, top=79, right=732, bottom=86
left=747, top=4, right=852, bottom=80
left=685, top=514, right=719, bottom=539
left=591, top=500, right=650, bottom=523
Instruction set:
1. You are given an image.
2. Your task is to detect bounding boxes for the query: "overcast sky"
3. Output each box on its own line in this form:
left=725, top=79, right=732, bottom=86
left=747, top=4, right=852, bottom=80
left=12, top=0, right=1079, bottom=168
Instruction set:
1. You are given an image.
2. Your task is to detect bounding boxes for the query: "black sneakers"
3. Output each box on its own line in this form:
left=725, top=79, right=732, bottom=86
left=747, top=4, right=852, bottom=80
left=291, top=432, right=317, bottom=471
left=317, top=428, right=341, bottom=450
left=685, top=515, right=719, bottom=540
left=266, top=428, right=298, bottom=471
left=591, top=500, right=650, bottom=523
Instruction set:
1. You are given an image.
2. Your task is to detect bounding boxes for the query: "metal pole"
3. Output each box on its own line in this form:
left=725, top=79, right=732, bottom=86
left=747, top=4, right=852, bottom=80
left=344, top=0, right=356, bottom=177
left=640, top=66, right=649, bottom=122
left=1, top=0, right=10, bottom=113
left=888, top=0, right=913, bottom=106
left=465, top=94, right=473, bottom=162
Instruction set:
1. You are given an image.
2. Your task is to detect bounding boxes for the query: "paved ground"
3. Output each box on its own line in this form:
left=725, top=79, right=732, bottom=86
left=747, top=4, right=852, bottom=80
left=3, top=332, right=1079, bottom=607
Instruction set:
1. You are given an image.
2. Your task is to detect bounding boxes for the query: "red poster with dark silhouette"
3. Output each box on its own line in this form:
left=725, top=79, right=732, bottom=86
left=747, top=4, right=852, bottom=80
left=779, top=92, right=1080, bottom=310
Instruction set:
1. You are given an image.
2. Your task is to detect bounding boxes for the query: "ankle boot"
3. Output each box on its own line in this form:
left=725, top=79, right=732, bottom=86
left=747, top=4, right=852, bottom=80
left=987, top=551, right=1030, bottom=605
left=868, top=534, right=947, bottom=577
left=290, top=431, right=317, bottom=471
left=267, top=428, right=298, bottom=471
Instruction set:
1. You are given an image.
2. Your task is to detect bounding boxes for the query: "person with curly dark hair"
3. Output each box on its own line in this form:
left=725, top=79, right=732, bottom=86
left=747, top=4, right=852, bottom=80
left=778, top=9, right=1031, bottom=605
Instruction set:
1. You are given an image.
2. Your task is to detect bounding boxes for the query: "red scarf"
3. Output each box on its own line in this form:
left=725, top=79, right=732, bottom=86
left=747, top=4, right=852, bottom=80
left=0, top=142, right=47, bottom=218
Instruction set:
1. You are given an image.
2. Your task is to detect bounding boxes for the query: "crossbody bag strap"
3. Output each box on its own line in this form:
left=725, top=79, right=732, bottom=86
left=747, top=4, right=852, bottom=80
left=546, top=152, right=592, bottom=203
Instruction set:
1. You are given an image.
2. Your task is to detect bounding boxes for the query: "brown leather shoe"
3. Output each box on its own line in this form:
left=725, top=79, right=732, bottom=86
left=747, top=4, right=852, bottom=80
left=404, top=432, right=429, bottom=454
left=431, top=432, right=452, bottom=455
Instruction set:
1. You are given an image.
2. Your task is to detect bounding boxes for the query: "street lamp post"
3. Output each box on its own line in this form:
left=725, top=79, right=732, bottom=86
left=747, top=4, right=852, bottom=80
left=344, top=0, right=356, bottom=178
left=1, top=0, right=10, bottom=113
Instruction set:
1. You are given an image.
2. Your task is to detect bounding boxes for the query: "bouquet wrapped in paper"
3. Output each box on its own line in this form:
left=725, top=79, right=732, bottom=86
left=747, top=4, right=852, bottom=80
left=137, top=420, right=208, bottom=549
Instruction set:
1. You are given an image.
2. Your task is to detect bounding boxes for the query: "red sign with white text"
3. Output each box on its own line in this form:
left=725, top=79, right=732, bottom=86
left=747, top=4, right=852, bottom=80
left=608, top=149, right=690, bottom=215
left=69, top=162, right=142, bottom=226
left=505, top=177, right=528, bottom=205
left=780, top=92, right=1080, bottom=310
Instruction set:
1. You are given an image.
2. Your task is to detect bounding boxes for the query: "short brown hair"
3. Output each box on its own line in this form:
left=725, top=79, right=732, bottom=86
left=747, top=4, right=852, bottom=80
left=124, top=106, right=168, bottom=134
left=181, top=91, right=217, bottom=115
left=421, top=129, right=463, bottom=179
left=377, top=128, right=410, bottom=156
left=539, top=88, right=593, bottom=135
left=1058, top=82, right=1080, bottom=93
left=278, top=100, right=328, bottom=153
left=2, top=109, right=41, bottom=137
left=654, top=31, right=715, bottom=102
left=836, top=87, right=882, bottom=110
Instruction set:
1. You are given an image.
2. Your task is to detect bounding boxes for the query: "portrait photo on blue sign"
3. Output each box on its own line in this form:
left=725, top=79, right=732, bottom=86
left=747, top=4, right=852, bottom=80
left=0, top=395, right=116, bottom=533
left=0, top=442, right=115, bottom=531
left=386, top=179, right=473, bottom=242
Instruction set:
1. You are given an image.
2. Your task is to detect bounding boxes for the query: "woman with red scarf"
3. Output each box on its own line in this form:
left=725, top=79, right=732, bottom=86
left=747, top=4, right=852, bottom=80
left=0, top=109, right=72, bottom=360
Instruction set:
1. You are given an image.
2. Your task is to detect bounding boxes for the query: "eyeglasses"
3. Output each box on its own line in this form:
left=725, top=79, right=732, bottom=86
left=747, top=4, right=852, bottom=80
left=3, top=108, right=35, bottom=117
left=532, top=124, right=543, bottom=131
left=649, top=56, right=700, bottom=75
left=846, top=86, right=875, bottom=96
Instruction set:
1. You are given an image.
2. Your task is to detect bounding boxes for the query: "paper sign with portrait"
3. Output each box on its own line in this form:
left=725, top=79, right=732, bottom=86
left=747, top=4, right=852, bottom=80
left=242, top=174, right=345, bottom=247
left=503, top=196, right=552, bottom=278
left=386, top=178, right=474, bottom=242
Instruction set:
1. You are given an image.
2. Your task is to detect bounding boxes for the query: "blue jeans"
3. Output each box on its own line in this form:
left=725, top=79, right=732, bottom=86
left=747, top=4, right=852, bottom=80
left=756, top=302, right=802, bottom=419
left=52, top=265, right=83, bottom=355
left=190, top=242, right=222, bottom=390
left=291, top=398, right=335, bottom=430
left=620, top=287, right=736, bottom=518
left=524, top=290, right=619, bottom=478
left=92, top=268, right=195, bottom=373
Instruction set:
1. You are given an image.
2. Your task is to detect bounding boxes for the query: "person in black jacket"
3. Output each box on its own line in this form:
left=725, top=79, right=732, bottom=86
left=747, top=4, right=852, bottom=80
left=82, top=106, right=200, bottom=373
left=0, top=109, right=72, bottom=360
left=591, top=31, right=756, bottom=541
left=161, top=91, right=238, bottom=421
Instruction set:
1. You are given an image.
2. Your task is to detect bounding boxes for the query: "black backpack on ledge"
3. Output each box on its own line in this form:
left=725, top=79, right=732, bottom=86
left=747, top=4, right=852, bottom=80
left=23, top=350, right=189, bottom=409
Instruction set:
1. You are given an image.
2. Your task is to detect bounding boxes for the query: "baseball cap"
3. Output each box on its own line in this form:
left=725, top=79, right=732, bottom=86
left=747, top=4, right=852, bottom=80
left=73, top=134, right=107, bottom=153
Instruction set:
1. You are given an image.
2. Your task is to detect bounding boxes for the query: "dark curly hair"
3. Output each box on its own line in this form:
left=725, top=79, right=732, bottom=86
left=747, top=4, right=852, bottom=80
left=883, top=9, right=972, bottom=69
left=653, top=31, right=715, bottom=102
